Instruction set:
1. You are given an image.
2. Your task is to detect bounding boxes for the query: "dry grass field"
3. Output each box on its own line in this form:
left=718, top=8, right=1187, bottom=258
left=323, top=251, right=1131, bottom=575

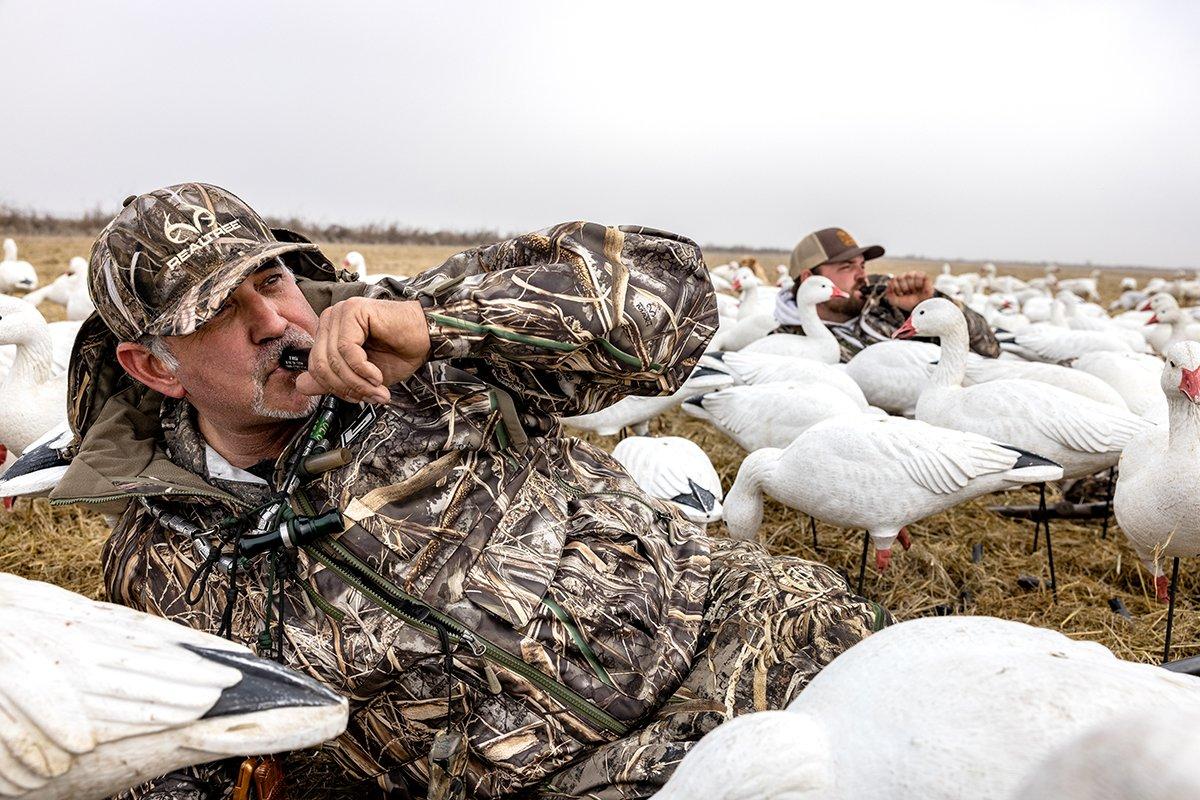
left=2, top=234, right=1196, bottom=665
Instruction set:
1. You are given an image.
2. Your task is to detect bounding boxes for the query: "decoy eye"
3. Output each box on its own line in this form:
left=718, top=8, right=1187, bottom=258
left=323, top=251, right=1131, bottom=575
left=1169, top=361, right=1177, bottom=368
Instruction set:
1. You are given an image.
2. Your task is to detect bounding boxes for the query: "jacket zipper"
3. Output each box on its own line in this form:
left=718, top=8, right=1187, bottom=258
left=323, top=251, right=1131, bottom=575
left=51, top=486, right=247, bottom=508
left=301, top=531, right=628, bottom=737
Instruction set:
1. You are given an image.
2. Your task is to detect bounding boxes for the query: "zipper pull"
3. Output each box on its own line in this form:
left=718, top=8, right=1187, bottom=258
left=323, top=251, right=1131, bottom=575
left=482, top=662, right=502, bottom=695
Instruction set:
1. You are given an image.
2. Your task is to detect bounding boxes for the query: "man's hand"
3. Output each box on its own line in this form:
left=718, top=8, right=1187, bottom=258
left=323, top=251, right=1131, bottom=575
left=295, top=298, right=430, bottom=403
left=885, top=271, right=935, bottom=313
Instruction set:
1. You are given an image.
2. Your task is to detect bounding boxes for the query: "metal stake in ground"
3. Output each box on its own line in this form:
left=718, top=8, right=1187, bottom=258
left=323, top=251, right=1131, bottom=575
left=1100, top=466, right=1116, bottom=539
left=1163, top=556, right=1181, bottom=664
left=856, top=531, right=870, bottom=596
left=809, top=515, right=819, bottom=553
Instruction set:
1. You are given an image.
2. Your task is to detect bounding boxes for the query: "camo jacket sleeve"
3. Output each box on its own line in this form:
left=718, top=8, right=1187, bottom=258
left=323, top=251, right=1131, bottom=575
left=372, top=222, right=718, bottom=417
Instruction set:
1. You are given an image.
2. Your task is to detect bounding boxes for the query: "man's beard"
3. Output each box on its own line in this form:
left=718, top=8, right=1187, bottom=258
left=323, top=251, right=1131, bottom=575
left=823, top=292, right=866, bottom=317
left=251, top=328, right=320, bottom=420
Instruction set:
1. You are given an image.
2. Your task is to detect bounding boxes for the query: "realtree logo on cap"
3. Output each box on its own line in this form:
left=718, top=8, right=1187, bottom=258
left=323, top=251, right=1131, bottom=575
left=835, top=229, right=856, bottom=248
left=164, top=203, right=243, bottom=269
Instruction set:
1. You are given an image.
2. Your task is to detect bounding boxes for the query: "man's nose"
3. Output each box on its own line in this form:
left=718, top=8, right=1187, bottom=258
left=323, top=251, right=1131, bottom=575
left=245, top=294, right=290, bottom=343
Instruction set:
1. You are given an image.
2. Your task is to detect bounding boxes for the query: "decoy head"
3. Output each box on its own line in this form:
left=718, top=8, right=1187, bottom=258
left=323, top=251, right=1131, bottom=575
left=795, top=275, right=847, bottom=306
left=893, top=297, right=961, bottom=340
left=1163, top=341, right=1200, bottom=403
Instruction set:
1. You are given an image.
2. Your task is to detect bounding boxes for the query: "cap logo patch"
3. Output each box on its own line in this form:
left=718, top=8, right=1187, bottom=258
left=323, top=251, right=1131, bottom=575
left=835, top=229, right=856, bottom=248
left=163, top=203, right=243, bottom=269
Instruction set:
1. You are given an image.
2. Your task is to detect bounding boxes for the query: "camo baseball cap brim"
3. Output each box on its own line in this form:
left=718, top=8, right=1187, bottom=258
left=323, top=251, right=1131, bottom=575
left=89, top=182, right=322, bottom=341
left=789, top=228, right=884, bottom=279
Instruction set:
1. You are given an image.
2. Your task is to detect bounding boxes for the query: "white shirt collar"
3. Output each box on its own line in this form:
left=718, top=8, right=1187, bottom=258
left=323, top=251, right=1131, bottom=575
left=204, top=445, right=269, bottom=485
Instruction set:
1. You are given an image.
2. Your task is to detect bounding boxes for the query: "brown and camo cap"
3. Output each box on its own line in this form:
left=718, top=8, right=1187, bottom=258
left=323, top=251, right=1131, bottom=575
left=88, top=182, right=322, bottom=341
left=788, top=228, right=885, bottom=279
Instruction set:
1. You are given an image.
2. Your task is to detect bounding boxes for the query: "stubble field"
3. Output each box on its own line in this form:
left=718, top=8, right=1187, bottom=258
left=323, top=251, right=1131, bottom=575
left=2, top=234, right=1196, bottom=665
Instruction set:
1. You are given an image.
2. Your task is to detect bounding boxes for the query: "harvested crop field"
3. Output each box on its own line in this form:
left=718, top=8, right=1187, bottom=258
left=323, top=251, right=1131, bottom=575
left=2, top=235, right=1195, bottom=665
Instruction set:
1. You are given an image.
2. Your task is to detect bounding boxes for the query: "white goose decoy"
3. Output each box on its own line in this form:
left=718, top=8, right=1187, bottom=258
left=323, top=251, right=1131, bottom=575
left=900, top=298, right=1152, bottom=482
left=997, top=323, right=1135, bottom=363
left=723, top=414, right=1061, bottom=570
left=744, top=276, right=845, bottom=364
left=843, top=340, right=940, bottom=417
left=1114, top=341, right=1200, bottom=605
left=708, top=310, right=779, bottom=352
left=0, top=572, right=348, bottom=800
left=0, top=421, right=73, bottom=507
left=962, top=356, right=1128, bottom=409
left=654, top=616, right=1200, bottom=800
left=561, top=365, right=733, bottom=436
left=682, top=381, right=877, bottom=453
left=1009, top=708, right=1200, bottom=800
left=1146, top=297, right=1200, bottom=355
left=341, top=251, right=402, bottom=285
left=701, top=350, right=868, bottom=407
left=23, top=269, right=94, bottom=322
left=1072, top=350, right=1168, bottom=424
left=0, top=239, right=38, bottom=293
left=611, top=436, right=724, bottom=524
left=0, top=296, right=71, bottom=457
left=729, top=267, right=777, bottom=320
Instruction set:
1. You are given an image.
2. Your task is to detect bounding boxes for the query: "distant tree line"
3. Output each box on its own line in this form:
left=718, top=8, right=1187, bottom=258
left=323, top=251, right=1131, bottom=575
left=0, top=204, right=502, bottom=246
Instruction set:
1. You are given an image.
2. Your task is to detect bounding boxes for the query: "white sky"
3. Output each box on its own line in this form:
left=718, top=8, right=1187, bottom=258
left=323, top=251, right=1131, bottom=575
left=2, top=0, right=1198, bottom=266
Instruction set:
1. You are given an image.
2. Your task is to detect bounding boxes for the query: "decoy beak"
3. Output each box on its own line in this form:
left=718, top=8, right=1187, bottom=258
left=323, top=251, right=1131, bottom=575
left=892, top=319, right=918, bottom=339
left=830, top=286, right=849, bottom=299
left=1146, top=314, right=1160, bottom=325
left=1179, top=366, right=1200, bottom=402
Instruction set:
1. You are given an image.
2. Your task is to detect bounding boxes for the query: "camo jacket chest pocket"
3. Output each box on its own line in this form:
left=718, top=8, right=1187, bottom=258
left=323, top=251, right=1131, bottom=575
left=461, top=468, right=570, bottom=629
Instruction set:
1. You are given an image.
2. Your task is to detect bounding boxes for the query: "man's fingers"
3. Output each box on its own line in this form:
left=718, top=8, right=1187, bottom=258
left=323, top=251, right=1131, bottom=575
left=308, top=304, right=389, bottom=402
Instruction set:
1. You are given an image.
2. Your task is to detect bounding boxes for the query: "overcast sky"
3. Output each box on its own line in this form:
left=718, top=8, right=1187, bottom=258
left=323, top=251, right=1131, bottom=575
left=2, top=1, right=1197, bottom=266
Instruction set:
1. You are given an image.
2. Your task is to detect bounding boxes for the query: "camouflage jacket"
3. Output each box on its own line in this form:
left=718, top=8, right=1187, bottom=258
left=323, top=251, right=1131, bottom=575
left=778, top=273, right=1001, bottom=362
left=52, top=223, right=719, bottom=798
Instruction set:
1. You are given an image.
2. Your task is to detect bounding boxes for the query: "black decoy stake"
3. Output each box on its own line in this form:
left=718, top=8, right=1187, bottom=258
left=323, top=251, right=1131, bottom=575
left=856, top=531, right=869, bottom=596
left=1100, top=466, right=1116, bottom=540
left=1028, top=483, right=1057, bottom=601
left=1163, top=556, right=1181, bottom=665
left=808, top=515, right=819, bottom=553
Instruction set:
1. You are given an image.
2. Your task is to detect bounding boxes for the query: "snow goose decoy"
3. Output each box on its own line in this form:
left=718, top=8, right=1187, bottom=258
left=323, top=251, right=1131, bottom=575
left=1071, top=350, right=1167, bottom=424
left=0, top=571, right=348, bottom=800
left=962, top=356, right=1128, bottom=410
left=723, top=414, right=1060, bottom=581
left=0, top=239, right=38, bottom=293
left=1114, top=341, right=1200, bottom=660
left=898, top=298, right=1153, bottom=595
left=0, top=296, right=71, bottom=457
left=561, top=365, right=733, bottom=437
left=1009, top=707, right=1200, bottom=800
left=611, top=436, right=724, bottom=524
left=843, top=340, right=940, bottom=417
left=701, top=350, right=868, bottom=407
left=682, top=381, right=878, bottom=453
left=742, top=276, right=846, bottom=364
left=654, top=616, right=1200, bottom=800
left=0, top=421, right=73, bottom=509
left=1145, top=295, right=1200, bottom=355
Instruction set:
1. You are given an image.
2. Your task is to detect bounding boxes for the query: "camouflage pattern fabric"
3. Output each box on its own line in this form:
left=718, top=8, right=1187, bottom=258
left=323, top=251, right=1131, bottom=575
left=88, top=222, right=885, bottom=799
left=778, top=273, right=1001, bottom=362
left=536, top=539, right=887, bottom=799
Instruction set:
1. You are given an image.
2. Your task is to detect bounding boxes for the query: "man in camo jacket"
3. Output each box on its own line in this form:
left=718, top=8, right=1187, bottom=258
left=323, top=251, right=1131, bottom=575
left=775, top=227, right=1000, bottom=361
left=51, top=183, right=888, bottom=799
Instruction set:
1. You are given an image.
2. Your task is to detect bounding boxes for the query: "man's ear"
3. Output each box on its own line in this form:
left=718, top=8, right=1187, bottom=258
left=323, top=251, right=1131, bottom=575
left=115, top=342, right=186, bottom=399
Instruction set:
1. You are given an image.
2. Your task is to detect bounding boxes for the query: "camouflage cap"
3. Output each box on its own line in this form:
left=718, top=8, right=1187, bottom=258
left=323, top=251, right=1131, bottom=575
left=67, top=183, right=345, bottom=447
left=88, top=182, right=324, bottom=341
left=789, top=228, right=884, bottom=279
